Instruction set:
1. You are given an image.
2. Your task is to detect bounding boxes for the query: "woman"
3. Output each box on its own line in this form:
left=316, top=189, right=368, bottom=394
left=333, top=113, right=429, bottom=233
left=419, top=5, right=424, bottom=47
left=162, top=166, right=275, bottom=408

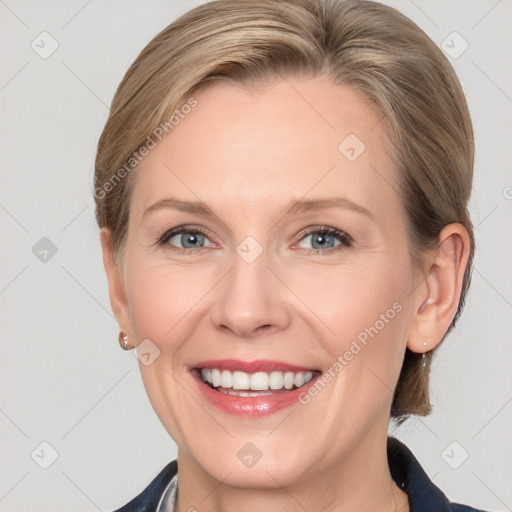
left=95, top=0, right=488, bottom=510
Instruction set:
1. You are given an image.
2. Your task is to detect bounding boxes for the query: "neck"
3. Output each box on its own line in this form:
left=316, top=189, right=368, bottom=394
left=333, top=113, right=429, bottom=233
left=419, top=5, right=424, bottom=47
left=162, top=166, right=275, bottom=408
left=175, top=431, right=409, bottom=512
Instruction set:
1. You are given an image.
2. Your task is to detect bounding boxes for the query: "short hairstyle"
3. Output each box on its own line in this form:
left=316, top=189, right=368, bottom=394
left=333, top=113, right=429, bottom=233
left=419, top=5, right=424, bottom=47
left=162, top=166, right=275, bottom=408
left=94, top=0, right=475, bottom=424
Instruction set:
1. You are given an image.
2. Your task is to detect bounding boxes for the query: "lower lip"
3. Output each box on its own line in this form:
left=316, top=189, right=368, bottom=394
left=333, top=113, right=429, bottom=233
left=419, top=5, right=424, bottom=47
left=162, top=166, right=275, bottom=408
left=191, top=369, right=321, bottom=417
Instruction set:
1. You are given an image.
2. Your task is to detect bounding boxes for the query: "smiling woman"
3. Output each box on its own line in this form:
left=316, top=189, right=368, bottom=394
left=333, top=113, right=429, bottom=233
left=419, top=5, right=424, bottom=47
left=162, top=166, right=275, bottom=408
left=94, top=0, right=487, bottom=511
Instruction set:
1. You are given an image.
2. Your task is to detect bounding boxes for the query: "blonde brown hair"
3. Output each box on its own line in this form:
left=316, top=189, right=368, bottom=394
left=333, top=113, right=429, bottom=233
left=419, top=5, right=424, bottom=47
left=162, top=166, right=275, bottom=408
left=94, top=0, right=475, bottom=424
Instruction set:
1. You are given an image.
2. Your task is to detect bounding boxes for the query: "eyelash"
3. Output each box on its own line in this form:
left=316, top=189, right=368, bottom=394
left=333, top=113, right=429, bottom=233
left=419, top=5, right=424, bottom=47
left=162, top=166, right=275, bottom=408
left=156, top=225, right=353, bottom=256
left=297, top=226, right=353, bottom=254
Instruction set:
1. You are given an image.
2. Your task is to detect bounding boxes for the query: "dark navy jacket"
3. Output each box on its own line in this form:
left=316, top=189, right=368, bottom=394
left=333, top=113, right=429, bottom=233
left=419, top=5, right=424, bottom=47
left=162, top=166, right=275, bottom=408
left=112, top=436, right=489, bottom=511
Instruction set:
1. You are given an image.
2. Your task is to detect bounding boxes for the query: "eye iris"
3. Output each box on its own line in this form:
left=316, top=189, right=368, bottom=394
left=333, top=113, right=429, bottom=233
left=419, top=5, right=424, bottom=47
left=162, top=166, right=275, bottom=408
left=311, top=232, right=335, bottom=249
left=182, top=232, right=204, bottom=248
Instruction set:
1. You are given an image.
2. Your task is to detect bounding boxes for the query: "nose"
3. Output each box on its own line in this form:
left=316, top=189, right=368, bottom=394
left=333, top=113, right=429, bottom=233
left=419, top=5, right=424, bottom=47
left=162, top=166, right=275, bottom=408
left=209, top=248, right=292, bottom=339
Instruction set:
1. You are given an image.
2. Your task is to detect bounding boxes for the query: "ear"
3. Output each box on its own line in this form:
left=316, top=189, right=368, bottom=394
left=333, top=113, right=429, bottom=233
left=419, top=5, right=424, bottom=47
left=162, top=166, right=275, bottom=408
left=99, top=227, right=131, bottom=335
left=407, top=223, right=471, bottom=353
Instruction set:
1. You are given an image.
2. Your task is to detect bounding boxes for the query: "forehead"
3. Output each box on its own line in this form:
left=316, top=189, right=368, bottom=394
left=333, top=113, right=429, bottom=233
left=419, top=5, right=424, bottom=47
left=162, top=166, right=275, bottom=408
left=131, top=77, right=400, bottom=223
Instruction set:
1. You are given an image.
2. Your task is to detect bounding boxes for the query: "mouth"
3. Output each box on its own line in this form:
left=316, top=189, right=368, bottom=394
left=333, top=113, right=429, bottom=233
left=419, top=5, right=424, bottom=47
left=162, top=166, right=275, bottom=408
left=189, top=359, right=322, bottom=416
left=196, top=368, right=319, bottom=396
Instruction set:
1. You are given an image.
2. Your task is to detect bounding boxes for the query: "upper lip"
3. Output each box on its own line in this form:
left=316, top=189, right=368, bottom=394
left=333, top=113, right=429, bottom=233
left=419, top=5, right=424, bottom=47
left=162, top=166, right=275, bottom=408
left=193, top=359, right=319, bottom=373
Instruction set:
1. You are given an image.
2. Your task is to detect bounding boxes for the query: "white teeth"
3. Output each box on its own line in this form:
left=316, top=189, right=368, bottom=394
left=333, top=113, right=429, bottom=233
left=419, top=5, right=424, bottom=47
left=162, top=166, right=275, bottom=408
left=211, top=368, right=221, bottom=387
left=250, top=372, right=269, bottom=390
left=284, top=371, right=295, bottom=389
left=220, top=369, right=232, bottom=388
left=199, top=368, right=316, bottom=391
left=232, top=371, right=250, bottom=390
left=200, top=368, right=210, bottom=389
left=269, top=371, right=283, bottom=390
left=294, top=372, right=305, bottom=388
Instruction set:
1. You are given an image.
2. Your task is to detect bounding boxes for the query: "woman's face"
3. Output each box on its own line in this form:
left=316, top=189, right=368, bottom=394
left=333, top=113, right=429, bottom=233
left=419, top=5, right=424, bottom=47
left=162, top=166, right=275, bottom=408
left=105, top=77, right=426, bottom=487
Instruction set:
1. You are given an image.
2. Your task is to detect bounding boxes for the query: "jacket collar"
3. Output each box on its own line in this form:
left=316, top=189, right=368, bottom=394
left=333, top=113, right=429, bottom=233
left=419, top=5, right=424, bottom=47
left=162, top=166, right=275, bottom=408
left=388, top=436, right=459, bottom=511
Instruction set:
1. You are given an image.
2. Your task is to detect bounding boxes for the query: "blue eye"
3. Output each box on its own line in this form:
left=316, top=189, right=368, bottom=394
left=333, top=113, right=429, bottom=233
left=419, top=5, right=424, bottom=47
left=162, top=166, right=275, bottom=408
left=297, top=227, right=352, bottom=253
left=169, top=231, right=207, bottom=249
left=158, top=226, right=214, bottom=254
left=157, top=225, right=352, bottom=256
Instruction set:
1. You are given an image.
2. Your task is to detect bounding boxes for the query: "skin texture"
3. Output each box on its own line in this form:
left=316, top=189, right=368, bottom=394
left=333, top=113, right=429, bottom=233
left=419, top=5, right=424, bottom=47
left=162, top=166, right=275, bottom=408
left=100, top=76, right=470, bottom=512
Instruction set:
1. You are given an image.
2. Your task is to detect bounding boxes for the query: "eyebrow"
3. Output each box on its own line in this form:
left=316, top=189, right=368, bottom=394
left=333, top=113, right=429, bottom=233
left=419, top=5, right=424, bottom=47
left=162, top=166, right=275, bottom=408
left=143, top=196, right=374, bottom=221
left=286, top=197, right=374, bottom=220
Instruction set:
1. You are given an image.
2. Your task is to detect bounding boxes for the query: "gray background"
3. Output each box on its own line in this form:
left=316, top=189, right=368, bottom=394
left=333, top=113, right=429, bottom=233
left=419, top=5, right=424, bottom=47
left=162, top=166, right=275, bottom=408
left=0, top=0, right=511, bottom=511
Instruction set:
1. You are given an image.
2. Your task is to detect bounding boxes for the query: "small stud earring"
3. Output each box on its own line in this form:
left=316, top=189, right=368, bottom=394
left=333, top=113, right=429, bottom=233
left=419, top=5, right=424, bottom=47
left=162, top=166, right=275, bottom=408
left=118, top=331, right=132, bottom=351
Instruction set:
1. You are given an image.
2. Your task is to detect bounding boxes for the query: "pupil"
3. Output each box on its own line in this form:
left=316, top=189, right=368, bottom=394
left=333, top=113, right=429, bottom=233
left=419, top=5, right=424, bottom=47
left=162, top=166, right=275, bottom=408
left=312, top=233, right=333, bottom=249
left=182, top=232, right=203, bottom=248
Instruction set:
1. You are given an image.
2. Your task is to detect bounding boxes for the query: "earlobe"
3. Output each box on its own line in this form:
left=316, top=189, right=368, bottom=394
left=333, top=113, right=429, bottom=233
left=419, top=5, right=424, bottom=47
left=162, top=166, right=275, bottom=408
left=407, top=223, right=471, bottom=354
left=99, top=228, right=131, bottom=335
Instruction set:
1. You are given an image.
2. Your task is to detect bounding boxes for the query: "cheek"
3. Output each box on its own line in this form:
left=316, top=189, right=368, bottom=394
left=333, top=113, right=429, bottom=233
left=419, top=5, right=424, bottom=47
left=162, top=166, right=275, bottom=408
left=124, top=262, right=207, bottom=441
left=126, top=262, right=214, bottom=342
left=287, top=253, right=413, bottom=400
left=295, top=261, right=408, bottom=340
left=300, top=262, right=411, bottom=414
